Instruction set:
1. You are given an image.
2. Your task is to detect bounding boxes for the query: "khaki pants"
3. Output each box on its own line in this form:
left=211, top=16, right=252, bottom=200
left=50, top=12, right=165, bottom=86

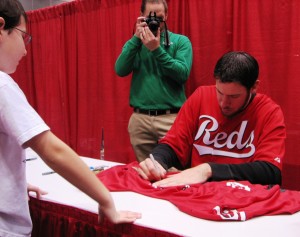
left=128, top=112, right=177, bottom=162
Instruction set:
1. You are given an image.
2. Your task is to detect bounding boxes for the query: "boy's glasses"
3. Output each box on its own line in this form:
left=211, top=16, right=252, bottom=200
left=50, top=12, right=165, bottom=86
left=14, top=28, right=32, bottom=45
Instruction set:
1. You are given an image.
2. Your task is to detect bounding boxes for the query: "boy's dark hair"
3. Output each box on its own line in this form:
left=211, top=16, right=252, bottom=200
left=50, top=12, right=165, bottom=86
left=214, top=51, right=259, bottom=90
left=0, top=0, right=27, bottom=30
left=141, top=0, right=168, bottom=14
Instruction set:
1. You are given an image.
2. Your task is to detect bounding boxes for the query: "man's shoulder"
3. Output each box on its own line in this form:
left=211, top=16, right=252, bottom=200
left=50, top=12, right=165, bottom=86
left=252, top=93, right=283, bottom=117
left=168, top=31, right=191, bottom=41
left=187, top=85, right=216, bottom=103
left=195, top=85, right=216, bottom=93
left=256, top=93, right=281, bottom=107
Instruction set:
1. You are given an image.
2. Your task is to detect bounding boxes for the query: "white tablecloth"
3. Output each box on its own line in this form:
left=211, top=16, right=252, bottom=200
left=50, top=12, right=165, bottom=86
left=25, top=148, right=300, bottom=237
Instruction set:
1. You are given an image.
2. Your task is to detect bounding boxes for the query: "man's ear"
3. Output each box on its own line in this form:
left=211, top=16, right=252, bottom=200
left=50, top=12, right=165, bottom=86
left=251, top=80, right=260, bottom=94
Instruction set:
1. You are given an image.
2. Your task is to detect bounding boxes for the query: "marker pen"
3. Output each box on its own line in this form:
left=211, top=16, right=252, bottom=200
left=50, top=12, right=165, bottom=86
left=42, top=171, right=56, bottom=175
left=23, top=157, right=37, bottom=162
left=150, top=154, right=159, bottom=172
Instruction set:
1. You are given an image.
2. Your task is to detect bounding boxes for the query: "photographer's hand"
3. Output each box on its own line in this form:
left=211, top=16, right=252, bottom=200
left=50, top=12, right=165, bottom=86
left=140, top=26, right=160, bottom=51
left=134, top=16, right=147, bottom=38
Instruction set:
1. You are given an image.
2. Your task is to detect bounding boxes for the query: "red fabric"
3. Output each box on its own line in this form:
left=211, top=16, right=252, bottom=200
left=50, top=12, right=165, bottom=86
left=97, top=162, right=300, bottom=221
left=160, top=86, right=285, bottom=170
left=29, top=198, right=180, bottom=237
left=11, top=0, right=300, bottom=190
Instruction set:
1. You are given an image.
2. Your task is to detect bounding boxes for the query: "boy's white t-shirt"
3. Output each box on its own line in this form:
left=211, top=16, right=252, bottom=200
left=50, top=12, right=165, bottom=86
left=0, top=71, right=49, bottom=237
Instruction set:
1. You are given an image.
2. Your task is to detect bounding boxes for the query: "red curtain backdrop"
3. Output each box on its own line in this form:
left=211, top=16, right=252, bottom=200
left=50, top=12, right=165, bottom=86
left=13, top=0, right=300, bottom=190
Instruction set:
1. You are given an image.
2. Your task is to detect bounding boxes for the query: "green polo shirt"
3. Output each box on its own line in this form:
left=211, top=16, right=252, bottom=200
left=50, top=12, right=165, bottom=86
left=115, top=31, right=193, bottom=110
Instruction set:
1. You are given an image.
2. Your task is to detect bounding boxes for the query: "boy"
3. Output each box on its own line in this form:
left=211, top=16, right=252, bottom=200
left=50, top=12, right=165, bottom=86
left=0, top=0, right=141, bottom=236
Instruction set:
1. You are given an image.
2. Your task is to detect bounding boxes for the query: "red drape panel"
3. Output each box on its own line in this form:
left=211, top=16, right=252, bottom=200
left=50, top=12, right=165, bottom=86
left=29, top=198, right=180, bottom=237
left=13, top=0, right=300, bottom=190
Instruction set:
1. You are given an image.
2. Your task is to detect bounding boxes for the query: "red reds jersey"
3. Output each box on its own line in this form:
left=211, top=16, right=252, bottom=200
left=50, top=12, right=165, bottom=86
left=160, top=85, right=286, bottom=170
left=97, top=162, right=300, bottom=221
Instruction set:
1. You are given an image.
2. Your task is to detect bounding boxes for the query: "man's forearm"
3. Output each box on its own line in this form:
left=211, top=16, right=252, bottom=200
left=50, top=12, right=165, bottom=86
left=151, top=143, right=183, bottom=170
left=209, top=161, right=282, bottom=185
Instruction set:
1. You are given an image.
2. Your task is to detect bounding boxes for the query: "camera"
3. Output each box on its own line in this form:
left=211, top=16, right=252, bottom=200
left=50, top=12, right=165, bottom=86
left=140, top=11, right=170, bottom=47
left=144, top=11, right=163, bottom=34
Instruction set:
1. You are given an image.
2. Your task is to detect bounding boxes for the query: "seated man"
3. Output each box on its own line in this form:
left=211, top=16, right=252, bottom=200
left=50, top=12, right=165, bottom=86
left=136, top=51, right=286, bottom=187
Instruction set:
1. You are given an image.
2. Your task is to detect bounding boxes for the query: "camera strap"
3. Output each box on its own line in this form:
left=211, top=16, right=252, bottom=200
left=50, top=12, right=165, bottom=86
left=162, top=22, right=170, bottom=48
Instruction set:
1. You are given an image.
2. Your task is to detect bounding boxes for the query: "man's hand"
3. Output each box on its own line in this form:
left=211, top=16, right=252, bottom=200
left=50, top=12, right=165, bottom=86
left=140, top=26, right=161, bottom=51
left=152, top=163, right=212, bottom=188
left=134, top=16, right=161, bottom=51
left=136, top=157, right=167, bottom=181
left=134, top=16, right=147, bottom=37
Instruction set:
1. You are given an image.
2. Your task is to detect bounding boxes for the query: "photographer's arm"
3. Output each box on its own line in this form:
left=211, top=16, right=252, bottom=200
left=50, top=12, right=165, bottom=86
left=115, top=36, right=142, bottom=77
left=151, top=35, right=193, bottom=84
left=115, top=16, right=146, bottom=76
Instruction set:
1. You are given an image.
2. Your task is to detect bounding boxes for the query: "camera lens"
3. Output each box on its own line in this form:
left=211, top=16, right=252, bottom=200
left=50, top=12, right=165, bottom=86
left=148, top=21, right=159, bottom=32
left=145, top=11, right=161, bottom=34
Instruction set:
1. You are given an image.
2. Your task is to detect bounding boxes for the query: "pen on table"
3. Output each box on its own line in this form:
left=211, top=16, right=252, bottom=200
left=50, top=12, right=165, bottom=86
left=23, top=157, right=37, bottom=162
left=42, top=171, right=56, bottom=175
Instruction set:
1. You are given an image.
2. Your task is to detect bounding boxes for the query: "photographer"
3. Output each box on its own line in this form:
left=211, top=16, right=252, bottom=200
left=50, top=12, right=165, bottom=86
left=115, top=0, right=193, bottom=162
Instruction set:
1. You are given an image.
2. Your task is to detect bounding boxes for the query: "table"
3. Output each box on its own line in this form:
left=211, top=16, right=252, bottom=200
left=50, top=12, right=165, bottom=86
left=26, top=149, right=300, bottom=237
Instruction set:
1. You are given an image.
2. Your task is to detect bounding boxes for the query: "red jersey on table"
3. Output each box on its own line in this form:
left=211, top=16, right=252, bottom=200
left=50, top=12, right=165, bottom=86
left=160, top=85, right=286, bottom=170
left=97, top=162, right=300, bottom=221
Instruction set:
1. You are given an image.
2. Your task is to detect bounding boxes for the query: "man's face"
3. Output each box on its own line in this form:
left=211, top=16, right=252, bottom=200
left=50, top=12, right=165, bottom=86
left=216, top=79, right=253, bottom=117
left=143, top=2, right=168, bottom=31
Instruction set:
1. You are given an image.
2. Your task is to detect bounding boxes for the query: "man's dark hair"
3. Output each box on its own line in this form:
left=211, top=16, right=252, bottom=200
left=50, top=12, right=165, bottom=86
left=214, top=51, right=259, bottom=90
left=141, top=0, right=168, bottom=14
left=0, top=0, right=27, bottom=30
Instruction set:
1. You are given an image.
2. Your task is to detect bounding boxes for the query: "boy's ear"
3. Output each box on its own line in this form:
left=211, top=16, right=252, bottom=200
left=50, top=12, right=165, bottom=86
left=0, top=17, right=5, bottom=29
left=0, top=18, right=4, bottom=43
